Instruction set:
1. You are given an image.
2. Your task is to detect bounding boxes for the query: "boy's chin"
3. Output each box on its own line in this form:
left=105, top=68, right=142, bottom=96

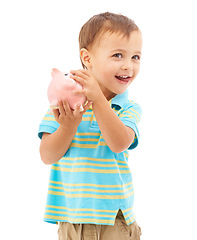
left=114, top=88, right=128, bottom=95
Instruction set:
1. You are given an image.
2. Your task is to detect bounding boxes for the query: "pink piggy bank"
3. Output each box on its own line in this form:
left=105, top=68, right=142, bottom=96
left=47, top=68, right=86, bottom=111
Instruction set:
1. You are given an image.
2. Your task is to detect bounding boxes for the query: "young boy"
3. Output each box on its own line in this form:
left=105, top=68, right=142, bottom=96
left=38, top=12, right=142, bottom=240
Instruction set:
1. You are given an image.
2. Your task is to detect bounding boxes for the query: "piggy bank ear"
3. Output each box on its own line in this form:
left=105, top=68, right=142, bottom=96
left=51, top=68, right=61, bottom=78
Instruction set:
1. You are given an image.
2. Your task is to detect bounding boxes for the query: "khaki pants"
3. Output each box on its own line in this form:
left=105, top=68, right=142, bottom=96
left=58, top=210, right=142, bottom=240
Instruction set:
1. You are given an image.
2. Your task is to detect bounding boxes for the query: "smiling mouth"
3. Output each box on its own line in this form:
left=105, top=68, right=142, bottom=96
left=115, top=75, right=131, bottom=83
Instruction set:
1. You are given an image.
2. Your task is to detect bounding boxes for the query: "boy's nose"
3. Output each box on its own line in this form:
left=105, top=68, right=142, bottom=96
left=121, top=60, right=134, bottom=71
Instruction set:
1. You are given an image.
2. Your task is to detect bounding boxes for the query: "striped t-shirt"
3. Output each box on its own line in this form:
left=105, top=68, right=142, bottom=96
left=38, top=90, right=142, bottom=225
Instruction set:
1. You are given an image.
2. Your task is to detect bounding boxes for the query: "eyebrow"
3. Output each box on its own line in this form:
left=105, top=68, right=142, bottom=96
left=112, top=49, right=142, bottom=54
left=135, top=51, right=142, bottom=55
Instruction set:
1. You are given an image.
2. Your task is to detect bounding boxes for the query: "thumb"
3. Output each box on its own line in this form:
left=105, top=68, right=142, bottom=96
left=83, top=101, right=93, bottom=113
left=52, top=108, right=60, bottom=120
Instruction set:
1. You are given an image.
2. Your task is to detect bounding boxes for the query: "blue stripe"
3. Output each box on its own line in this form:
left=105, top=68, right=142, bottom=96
left=38, top=90, right=141, bottom=225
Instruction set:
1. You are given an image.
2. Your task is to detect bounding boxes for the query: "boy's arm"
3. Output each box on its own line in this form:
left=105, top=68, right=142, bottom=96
left=40, top=126, right=77, bottom=165
left=70, top=69, right=135, bottom=153
left=92, top=96, right=135, bottom=153
left=40, top=99, right=91, bottom=164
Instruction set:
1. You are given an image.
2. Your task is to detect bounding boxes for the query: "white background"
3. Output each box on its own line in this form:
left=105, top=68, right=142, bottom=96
left=1, top=0, right=197, bottom=239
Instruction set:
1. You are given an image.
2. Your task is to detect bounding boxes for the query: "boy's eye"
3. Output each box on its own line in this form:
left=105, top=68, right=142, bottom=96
left=113, top=53, right=122, bottom=58
left=132, top=55, right=140, bottom=60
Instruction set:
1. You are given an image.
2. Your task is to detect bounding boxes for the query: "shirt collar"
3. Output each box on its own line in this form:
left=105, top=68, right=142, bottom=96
left=89, top=90, right=129, bottom=110
left=111, top=90, right=129, bottom=108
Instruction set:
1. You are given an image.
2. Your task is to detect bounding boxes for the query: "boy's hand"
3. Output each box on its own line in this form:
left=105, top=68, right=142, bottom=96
left=70, top=69, right=103, bottom=103
left=41, top=99, right=92, bottom=165
left=69, top=69, right=134, bottom=153
left=53, top=99, right=92, bottom=129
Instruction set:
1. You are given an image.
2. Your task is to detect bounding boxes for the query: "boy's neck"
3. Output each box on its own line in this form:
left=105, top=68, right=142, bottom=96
left=99, top=84, right=117, bottom=101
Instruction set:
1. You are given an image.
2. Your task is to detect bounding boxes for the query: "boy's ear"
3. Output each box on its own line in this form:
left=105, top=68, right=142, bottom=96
left=80, top=48, right=92, bottom=69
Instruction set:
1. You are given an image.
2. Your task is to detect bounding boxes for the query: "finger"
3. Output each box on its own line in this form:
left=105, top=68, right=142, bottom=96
left=72, top=89, right=86, bottom=96
left=53, top=108, right=60, bottom=120
left=58, top=100, right=66, bottom=115
left=70, top=69, right=90, bottom=78
left=70, top=74, right=87, bottom=87
left=83, top=101, right=93, bottom=112
left=70, top=69, right=90, bottom=86
left=62, top=99, right=72, bottom=115
left=73, top=103, right=82, bottom=116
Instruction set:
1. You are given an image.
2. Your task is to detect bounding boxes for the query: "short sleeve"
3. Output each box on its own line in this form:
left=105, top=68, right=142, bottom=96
left=38, top=109, right=60, bottom=139
left=118, top=101, right=142, bottom=150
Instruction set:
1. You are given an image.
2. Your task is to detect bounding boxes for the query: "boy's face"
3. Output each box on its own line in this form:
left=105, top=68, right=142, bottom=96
left=85, top=30, right=142, bottom=100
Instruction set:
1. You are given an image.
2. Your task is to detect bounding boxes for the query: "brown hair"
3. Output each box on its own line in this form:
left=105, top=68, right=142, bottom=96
left=79, top=12, right=139, bottom=68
